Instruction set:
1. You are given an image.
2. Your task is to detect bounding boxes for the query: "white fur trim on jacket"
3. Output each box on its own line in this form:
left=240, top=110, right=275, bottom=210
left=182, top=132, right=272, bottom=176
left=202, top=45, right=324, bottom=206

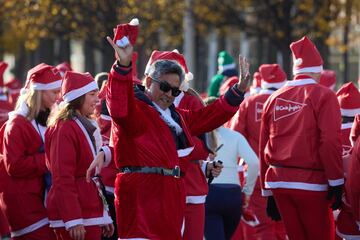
left=153, top=103, right=183, bottom=135
left=11, top=218, right=49, bottom=237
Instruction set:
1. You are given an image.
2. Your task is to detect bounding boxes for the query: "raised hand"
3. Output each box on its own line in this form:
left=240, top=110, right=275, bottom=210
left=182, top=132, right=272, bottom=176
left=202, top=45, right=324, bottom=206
left=106, top=36, right=133, bottom=66
left=237, top=55, right=251, bottom=92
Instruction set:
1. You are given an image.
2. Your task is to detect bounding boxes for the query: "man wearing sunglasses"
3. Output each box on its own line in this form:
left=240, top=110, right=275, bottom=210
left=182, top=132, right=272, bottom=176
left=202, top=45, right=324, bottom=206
left=103, top=26, right=250, bottom=239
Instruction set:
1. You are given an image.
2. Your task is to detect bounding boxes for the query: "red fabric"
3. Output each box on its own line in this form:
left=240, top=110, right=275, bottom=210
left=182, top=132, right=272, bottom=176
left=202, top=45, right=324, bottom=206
left=351, top=114, right=360, bottom=144
left=14, top=225, right=55, bottom=240
left=54, top=225, right=101, bottom=240
left=273, top=189, right=335, bottom=240
left=219, top=77, right=238, bottom=96
left=0, top=115, right=48, bottom=232
left=0, top=99, right=14, bottom=128
left=260, top=77, right=343, bottom=192
left=113, top=21, right=139, bottom=46
left=0, top=209, right=9, bottom=236
left=183, top=204, right=205, bottom=240
left=61, top=71, right=95, bottom=97
left=259, top=64, right=286, bottom=84
left=320, top=70, right=336, bottom=88
left=25, top=63, right=61, bottom=89
left=106, top=62, right=239, bottom=239
left=0, top=62, right=8, bottom=87
left=290, top=36, right=323, bottom=72
left=45, top=120, right=106, bottom=226
left=336, top=82, right=360, bottom=112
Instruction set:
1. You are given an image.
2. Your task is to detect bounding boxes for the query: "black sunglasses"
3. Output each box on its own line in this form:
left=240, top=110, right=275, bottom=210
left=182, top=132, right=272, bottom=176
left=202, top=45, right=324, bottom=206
left=151, top=78, right=181, bottom=97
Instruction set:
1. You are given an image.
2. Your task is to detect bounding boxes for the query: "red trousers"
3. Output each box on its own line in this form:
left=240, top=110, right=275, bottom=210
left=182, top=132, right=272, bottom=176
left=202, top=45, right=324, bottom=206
left=54, top=225, right=101, bottom=240
left=14, top=225, right=56, bottom=240
left=273, top=189, right=335, bottom=240
left=183, top=203, right=205, bottom=240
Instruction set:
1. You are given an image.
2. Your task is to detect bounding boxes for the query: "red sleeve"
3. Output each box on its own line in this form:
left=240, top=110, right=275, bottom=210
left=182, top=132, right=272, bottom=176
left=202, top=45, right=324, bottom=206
left=350, top=114, right=360, bottom=145
left=259, top=99, right=271, bottom=196
left=317, top=92, right=344, bottom=186
left=106, top=62, right=146, bottom=137
left=3, top=120, right=46, bottom=178
left=180, top=95, right=239, bottom=137
left=230, top=100, right=248, bottom=138
left=50, top=122, right=82, bottom=222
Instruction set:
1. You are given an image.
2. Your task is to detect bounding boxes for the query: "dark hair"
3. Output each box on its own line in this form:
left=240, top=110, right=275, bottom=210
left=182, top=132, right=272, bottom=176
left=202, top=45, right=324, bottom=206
left=48, top=95, right=86, bottom=126
left=148, top=60, right=185, bottom=83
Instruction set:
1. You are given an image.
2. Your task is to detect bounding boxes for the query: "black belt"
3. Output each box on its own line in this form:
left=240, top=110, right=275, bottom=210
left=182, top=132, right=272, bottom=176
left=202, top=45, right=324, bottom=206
left=270, top=164, right=324, bottom=172
left=120, top=166, right=181, bottom=178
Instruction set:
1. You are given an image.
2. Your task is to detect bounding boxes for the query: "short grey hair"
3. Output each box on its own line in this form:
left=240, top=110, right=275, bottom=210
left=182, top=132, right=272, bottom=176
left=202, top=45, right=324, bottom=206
left=148, top=60, right=185, bottom=83
left=95, top=72, right=109, bottom=89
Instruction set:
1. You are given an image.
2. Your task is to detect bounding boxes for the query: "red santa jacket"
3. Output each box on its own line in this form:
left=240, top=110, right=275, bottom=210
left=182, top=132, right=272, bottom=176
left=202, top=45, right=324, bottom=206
left=230, top=89, right=274, bottom=156
left=45, top=119, right=112, bottom=230
left=106, top=62, right=243, bottom=239
left=174, top=92, right=210, bottom=203
left=350, top=114, right=360, bottom=145
left=0, top=111, right=48, bottom=237
left=260, top=75, right=344, bottom=196
left=0, top=95, right=13, bottom=128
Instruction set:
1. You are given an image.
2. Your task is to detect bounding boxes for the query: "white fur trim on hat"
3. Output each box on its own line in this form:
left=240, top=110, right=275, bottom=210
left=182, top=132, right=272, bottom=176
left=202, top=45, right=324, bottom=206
left=186, top=72, right=193, bottom=81
left=63, top=81, right=98, bottom=103
left=261, top=80, right=286, bottom=89
left=293, top=65, right=323, bottom=74
left=172, top=49, right=180, bottom=54
left=116, top=36, right=130, bottom=48
left=129, top=18, right=139, bottom=26
left=218, top=63, right=236, bottom=73
left=340, top=108, right=360, bottom=117
left=32, top=79, right=62, bottom=90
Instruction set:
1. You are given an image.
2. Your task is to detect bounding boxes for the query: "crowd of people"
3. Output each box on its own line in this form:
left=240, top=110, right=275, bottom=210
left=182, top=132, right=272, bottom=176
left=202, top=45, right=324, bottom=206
left=0, top=18, right=359, bottom=240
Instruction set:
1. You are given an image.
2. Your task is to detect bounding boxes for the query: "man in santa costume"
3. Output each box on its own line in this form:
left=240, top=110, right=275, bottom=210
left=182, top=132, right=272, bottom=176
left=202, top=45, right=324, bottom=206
left=319, top=70, right=337, bottom=91
left=260, top=36, right=344, bottom=240
left=230, top=64, right=287, bottom=240
left=334, top=82, right=360, bottom=238
left=102, top=19, right=250, bottom=239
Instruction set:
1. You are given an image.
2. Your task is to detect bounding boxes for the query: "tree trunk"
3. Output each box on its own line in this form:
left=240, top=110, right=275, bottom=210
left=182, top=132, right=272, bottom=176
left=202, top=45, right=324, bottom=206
left=280, top=45, right=292, bottom=78
left=57, top=38, right=71, bottom=64
left=14, top=45, right=27, bottom=83
left=84, top=41, right=95, bottom=75
left=35, top=38, right=55, bottom=65
left=343, top=0, right=352, bottom=83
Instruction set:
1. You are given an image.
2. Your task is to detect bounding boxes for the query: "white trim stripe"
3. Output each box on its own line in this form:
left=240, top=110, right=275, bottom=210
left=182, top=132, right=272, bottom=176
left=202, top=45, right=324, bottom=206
left=75, top=119, right=96, bottom=157
left=342, top=122, right=354, bottom=129
left=50, top=210, right=112, bottom=230
left=259, top=89, right=275, bottom=95
left=31, top=79, right=62, bottom=90
left=328, top=178, right=345, bottom=186
left=63, top=81, right=98, bottom=103
left=218, top=63, right=236, bottom=73
left=11, top=218, right=49, bottom=237
left=293, top=65, right=323, bottom=74
left=178, top=146, right=194, bottom=157
left=341, top=108, right=360, bottom=117
left=186, top=195, right=206, bottom=204
left=265, top=181, right=328, bottom=191
left=105, top=186, right=115, bottom=194
left=261, top=81, right=286, bottom=89
left=100, top=114, right=112, bottom=121
left=101, top=146, right=112, bottom=167
left=284, top=78, right=317, bottom=87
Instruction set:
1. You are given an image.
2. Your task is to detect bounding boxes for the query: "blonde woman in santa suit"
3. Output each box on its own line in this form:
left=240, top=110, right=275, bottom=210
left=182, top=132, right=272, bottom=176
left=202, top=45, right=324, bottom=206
left=45, top=71, right=113, bottom=240
left=0, top=63, right=62, bottom=240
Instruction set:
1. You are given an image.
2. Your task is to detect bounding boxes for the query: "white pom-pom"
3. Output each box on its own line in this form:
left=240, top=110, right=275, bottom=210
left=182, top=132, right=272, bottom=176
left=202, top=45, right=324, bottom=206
left=294, top=58, right=303, bottom=67
left=57, top=101, right=67, bottom=109
left=172, top=49, right=180, bottom=54
left=20, top=88, right=28, bottom=95
left=179, top=81, right=190, bottom=92
left=129, top=18, right=139, bottom=26
left=186, top=72, right=193, bottom=81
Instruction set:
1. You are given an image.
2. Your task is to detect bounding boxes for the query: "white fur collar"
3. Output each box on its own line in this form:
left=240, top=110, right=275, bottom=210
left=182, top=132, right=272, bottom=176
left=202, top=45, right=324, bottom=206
left=8, top=101, right=29, bottom=118
left=153, top=102, right=183, bottom=135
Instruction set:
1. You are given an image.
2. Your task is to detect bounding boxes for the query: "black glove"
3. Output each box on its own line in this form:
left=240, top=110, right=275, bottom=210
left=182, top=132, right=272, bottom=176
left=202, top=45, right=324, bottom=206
left=326, top=185, right=343, bottom=210
left=266, top=196, right=281, bottom=221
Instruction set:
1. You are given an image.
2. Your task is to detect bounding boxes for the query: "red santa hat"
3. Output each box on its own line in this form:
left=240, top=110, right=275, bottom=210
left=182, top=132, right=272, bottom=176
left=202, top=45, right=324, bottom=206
left=132, top=52, right=142, bottom=84
left=61, top=71, right=98, bottom=103
left=22, top=63, right=62, bottom=95
left=290, top=36, right=323, bottom=75
left=56, top=62, right=73, bottom=77
left=336, top=82, right=360, bottom=117
left=319, top=70, right=336, bottom=91
left=144, top=49, right=193, bottom=91
left=5, top=78, right=22, bottom=90
left=259, top=64, right=287, bottom=89
left=250, top=71, right=262, bottom=94
left=113, top=18, right=139, bottom=48
left=0, top=62, right=8, bottom=88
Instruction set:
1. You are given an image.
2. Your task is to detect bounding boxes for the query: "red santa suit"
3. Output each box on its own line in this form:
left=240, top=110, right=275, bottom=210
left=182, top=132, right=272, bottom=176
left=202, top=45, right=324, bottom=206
left=230, top=64, right=287, bottom=240
left=319, top=70, right=336, bottom=92
left=350, top=114, right=360, bottom=146
left=174, top=91, right=210, bottom=240
left=334, top=82, right=360, bottom=238
left=106, top=53, right=244, bottom=239
left=0, top=63, right=62, bottom=239
left=260, top=35, right=344, bottom=240
left=46, top=71, right=112, bottom=240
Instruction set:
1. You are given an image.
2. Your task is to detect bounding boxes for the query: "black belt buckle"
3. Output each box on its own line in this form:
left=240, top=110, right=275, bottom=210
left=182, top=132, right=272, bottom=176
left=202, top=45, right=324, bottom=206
left=173, top=166, right=180, bottom=178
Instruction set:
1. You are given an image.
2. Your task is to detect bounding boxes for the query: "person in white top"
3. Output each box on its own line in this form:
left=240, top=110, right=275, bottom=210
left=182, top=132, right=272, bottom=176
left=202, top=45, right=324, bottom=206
left=203, top=96, right=259, bottom=240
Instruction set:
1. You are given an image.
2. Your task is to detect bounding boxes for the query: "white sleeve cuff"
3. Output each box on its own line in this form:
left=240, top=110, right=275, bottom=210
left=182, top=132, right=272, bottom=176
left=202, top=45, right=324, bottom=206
left=328, top=178, right=344, bottom=186
left=201, top=161, right=209, bottom=176
left=64, top=219, right=84, bottom=230
left=261, top=189, right=273, bottom=197
left=101, top=146, right=112, bottom=167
